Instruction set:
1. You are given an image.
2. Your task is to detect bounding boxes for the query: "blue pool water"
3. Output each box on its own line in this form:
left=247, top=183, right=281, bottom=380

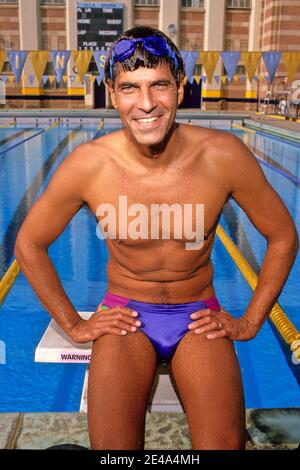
left=0, top=120, right=299, bottom=412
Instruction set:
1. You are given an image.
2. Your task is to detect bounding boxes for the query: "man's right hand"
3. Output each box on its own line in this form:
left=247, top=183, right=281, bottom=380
left=68, top=306, right=141, bottom=343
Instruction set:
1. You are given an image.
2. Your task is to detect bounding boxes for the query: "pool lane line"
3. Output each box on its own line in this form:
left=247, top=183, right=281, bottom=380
left=223, top=201, right=260, bottom=274
left=0, top=126, right=82, bottom=280
left=256, top=156, right=300, bottom=186
left=0, top=128, right=35, bottom=148
left=0, top=121, right=104, bottom=306
left=246, top=142, right=300, bottom=187
left=92, top=119, right=104, bottom=139
left=244, top=123, right=300, bottom=146
left=0, top=120, right=59, bottom=157
left=236, top=132, right=300, bottom=186
left=216, top=224, right=300, bottom=367
left=222, top=201, right=264, bottom=406
left=229, top=126, right=299, bottom=185
left=218, top=124, right=299, bottom=184
left=255, top=129, right=300, bottom=148
left=249, top=141, right=300, bottom=183
left=0, top=120, right=15, bottom=129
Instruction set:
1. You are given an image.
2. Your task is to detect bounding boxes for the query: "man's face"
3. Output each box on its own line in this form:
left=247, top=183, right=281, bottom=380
left=109, top=63, right=184, bottom=148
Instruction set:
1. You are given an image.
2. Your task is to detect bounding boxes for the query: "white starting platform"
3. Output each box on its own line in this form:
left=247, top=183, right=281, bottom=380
left=35, top=312, right=184, bottom=413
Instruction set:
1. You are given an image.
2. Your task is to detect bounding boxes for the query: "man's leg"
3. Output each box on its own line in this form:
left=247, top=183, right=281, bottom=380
left=169, top=331, right=246, bottom=450
left=88, top=331, right=157, bottom=450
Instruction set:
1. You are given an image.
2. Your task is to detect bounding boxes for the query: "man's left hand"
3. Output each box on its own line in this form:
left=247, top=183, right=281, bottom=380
left=188, top=307, right=260, bottom=341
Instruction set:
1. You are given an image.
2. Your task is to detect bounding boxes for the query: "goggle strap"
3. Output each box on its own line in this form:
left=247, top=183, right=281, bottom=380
left=109, top=37, right=178, bottom=79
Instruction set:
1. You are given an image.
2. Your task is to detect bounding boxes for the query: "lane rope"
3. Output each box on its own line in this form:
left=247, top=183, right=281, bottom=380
left=0, top=120, right=15, bottom=129
left=216, top=224, right=300, bottom=364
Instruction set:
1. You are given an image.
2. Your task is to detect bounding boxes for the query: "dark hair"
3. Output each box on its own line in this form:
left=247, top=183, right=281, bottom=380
left=104, top=26, right=186, bottom=87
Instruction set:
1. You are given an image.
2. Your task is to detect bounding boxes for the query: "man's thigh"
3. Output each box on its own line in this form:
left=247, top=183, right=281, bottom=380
left=169, top=331, right=246, bottom=450
left=88, top=331, right=157, bottom=449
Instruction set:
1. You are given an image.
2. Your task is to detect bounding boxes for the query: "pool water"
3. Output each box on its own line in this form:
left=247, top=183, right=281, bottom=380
left=0, top=120, right=299, bottom=411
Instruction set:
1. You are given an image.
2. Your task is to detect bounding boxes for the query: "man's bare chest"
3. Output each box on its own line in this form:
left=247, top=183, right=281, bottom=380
left=88, top=163, right=225, bottom=208
left=85, top=163, right=228, bottom=246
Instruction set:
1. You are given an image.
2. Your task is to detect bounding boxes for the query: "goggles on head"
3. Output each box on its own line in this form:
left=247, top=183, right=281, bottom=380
left=109, top=35, right=179, bottom=80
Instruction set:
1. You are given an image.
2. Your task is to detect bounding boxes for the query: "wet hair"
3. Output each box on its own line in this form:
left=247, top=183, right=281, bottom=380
left=104, top=26, right=186, bottom=87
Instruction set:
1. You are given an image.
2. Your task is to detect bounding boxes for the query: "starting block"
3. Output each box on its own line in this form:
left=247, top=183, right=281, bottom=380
left=35, top=312, right=184, bottom=413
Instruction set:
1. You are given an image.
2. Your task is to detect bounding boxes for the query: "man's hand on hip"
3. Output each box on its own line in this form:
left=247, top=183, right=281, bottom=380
left=187, top=307, right=260, bottom=341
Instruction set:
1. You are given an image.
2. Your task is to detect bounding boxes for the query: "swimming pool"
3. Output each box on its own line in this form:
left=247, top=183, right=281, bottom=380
left=0, top=118, right=299, bottom=412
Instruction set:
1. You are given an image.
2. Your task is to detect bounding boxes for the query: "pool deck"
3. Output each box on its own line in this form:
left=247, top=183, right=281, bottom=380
left=244, top=113, right=300, bottom=144
left=0, top=108, right=299, bottom=142
left=1, top=408, right=299, bottom=450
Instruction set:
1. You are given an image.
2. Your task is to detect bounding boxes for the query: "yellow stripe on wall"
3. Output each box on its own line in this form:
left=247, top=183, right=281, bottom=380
left=201, top=89, right=224, bottom=98
left=245, top=90, right=257, bottom=99
left=67, top=88, right=85, bottom=96
left=21, top=88, right=43, bottom=96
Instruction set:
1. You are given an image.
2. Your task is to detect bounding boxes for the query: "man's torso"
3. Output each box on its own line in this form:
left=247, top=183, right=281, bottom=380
left=81, top=123, right=231, bottom=303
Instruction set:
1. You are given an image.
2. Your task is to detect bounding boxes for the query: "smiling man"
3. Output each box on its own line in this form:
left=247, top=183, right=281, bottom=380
left=14, top=26, right=298, bottom=450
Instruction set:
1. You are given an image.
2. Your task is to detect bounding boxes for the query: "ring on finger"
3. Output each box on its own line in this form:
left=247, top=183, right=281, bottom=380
left=217, top=321, right=223, bottom=330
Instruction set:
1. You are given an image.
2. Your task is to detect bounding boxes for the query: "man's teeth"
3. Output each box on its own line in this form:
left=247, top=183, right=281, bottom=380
left=137, top=117, right=158, bottom=123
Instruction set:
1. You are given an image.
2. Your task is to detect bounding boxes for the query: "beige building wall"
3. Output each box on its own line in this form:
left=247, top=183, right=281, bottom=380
left=134, top=4, right=159, bottom=29
left=1, top=0, right=300, bottom=111
left=159, top=0, right=180, bottom=47
left=180, top=3, right=204, bottom=50
left=19, top=0, right=42, bottom=97
left=223, top=8, right=251, bottom=111
left=258, top=0, right=300, bottom=111
left=246, top=0, right=262, bottom=105
left=0, top=2, right=20, bottom=106
left=202, top=0, right=226, bottom=108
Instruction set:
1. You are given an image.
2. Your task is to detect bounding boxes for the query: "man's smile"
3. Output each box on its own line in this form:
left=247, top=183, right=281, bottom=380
left=136, top=116, right=158, bottom=123
left=134, top=115, right=162, bottom=129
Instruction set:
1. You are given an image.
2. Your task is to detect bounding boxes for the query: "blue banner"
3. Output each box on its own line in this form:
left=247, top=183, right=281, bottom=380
left=93, top=50, right=109, bottom=81
left=221, top=52, right=240, bottom=82
left=7, top=51, right=28, bottom=83
left=50, top=51, right=71, bottom=83
left=180, top=51, right=199, bottom=83
left=262, top=52, right=282, bottom=82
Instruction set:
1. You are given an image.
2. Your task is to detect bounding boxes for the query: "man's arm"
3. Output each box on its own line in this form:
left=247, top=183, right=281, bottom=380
left=228, top=135, right=298, bottom=332
left=14, top=145, right=88, bottom=334
left=14, top=143, right=140, bottom=343
left=189, top=133, right=299, bottom=340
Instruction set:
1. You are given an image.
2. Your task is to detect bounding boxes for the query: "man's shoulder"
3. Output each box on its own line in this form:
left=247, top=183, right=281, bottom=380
left=90, top=127, right=124, bottom=150
left=179, top=122, right=242, bottom=160
left=65, top=128, right=124, bottom=170
left=179, top=122, right=236, bottom=144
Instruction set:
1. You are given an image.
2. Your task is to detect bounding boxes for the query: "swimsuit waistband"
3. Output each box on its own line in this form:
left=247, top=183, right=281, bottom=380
left=102, top=291, right=221, bottom=312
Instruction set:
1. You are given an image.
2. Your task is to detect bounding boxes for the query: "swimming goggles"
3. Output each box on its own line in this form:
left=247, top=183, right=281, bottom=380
left=109, top=35, right=179, bottom=79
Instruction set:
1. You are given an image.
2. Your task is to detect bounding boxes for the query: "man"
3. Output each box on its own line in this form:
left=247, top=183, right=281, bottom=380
left=14, top=26, right=298, bottom=450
